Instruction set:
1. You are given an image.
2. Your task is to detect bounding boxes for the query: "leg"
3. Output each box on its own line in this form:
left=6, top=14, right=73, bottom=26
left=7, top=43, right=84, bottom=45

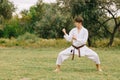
left=54, top=47, right=72, bottom=72
left=96, top=64, right=102, bottom=71
left=85, top=47, right=102, bottom=71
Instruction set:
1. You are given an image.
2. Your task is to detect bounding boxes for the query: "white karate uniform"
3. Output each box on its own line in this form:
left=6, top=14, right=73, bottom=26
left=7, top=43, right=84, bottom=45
left=56, top=27, right=101, bottom=65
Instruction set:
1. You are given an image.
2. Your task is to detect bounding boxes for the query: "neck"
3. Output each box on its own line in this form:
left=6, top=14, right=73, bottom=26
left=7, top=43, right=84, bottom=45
left=77, top=25, right=82, bottom=30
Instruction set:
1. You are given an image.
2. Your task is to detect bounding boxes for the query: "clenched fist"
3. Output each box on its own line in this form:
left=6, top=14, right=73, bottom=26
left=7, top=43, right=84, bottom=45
left=72, top=35, right=77, bottom=40
left=62, top=28, right=67, bottom=34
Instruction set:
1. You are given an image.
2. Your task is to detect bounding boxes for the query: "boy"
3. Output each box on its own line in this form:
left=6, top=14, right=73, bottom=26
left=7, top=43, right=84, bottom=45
left=54, top=16, right=102, bottom=72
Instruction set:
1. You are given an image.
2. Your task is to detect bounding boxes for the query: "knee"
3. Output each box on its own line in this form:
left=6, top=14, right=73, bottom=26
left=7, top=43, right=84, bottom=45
left=94, top=54, right=98, bottom=57
left=93, top=53, right=100, bottom=61
left=93, top=52, right=99, bottom=57
left=58, top=51, right=64, bottom=57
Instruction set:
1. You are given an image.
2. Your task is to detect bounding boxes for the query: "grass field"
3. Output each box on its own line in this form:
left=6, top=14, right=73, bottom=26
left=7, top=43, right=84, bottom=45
left=0, top=47, right=120, bottom=80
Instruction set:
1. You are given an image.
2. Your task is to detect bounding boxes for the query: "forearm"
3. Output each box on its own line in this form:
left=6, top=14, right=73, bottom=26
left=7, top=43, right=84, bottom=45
left=76, top=38, right=86, bottom=45
left=64, top=34, right=72, bottom=42
left=62, top=28, right=73, bottom=42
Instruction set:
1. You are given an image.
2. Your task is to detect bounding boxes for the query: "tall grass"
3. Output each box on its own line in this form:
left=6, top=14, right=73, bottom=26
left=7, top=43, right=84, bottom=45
left=0, top=33, right=119, bottom=48
left=0, top=38, right=71, bottom=48
left=94, top=38, right=120, bottom=47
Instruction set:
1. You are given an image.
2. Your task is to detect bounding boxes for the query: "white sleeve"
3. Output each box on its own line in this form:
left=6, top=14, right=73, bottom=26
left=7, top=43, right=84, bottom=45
left=76, top=29, right=88, bottom=45
left=63, top=29, right=73, bottom=42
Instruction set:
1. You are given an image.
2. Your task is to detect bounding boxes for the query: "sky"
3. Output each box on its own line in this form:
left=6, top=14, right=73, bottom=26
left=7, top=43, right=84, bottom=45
left=9, top=0, right=56, bottom=14
left=9, top=0, right=120, bottom=17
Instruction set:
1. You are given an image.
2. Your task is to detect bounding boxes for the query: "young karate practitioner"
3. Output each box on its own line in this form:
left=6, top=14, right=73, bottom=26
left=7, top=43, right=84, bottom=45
left=54, top=17, right=102, bottom=72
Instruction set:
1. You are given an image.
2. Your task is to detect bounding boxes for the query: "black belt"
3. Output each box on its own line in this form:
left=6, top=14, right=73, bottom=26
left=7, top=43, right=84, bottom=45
left=71, top=44, right=85, bottom=60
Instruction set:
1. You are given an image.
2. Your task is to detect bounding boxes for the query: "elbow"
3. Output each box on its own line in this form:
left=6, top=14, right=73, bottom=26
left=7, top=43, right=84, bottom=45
left=82, top=41, right=87, bottom=44
left=82, top=42, right=86, bottom=45
left=64, top=36, right=72, bottom=42
left=66, top=39, right=72, bottom=42
left=68, top=40, right=72, bottom=42
left=79, top=40, right=87, bottom=45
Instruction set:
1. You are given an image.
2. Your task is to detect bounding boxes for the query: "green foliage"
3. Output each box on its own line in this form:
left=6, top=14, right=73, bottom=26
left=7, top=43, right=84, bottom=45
left=57, top=0, right=120, bottom=46
left=0, top=38, right=119, bottom=48
left=3, top=18, right=25, bottom=38
left=19, top=0, right=45, bottom=34
left=0, top=0, right=15, bottom=36
left=19, top=1, right=73, bottom=39
left=0, top=0, right=119, bottom=47
left=0, top=38, right=19, bottom=47
left=0, top=29, right=4, bottom=37
left=17, top=32, right=39, bottom=43
left=3, top=24, right=18, bottom=38
left=35, top=4, right=73, bottom=38
left=0, top=39, right=6, bottom=44
left=0, top=0, right=15, bottom=19
left=70, top=0, right=106, bottom=44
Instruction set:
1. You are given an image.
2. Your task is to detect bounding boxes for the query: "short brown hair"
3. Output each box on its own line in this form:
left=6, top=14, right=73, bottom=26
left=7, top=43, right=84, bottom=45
left=74, top=16, right=83, bottom=23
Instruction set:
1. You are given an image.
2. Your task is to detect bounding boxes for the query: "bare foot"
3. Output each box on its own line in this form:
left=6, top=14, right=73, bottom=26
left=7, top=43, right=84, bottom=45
left=98, top=69, right=103, bottom=72
left=54, top=69, right=60, bottom=72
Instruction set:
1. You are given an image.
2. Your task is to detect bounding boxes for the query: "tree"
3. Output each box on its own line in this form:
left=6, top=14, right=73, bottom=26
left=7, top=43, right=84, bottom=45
left=0, top=0, right=15, bottom=19
left=99, top=0, right=120, bottom=46
left=57, top=0, right=105, bottom=46
left=0, top=0, right=15, bottom=37
left=35, top=3, right=73, bottom=38
left=20, top=0, right=73, bottom=38
left=19, top=0, right=44, bottom=33
left=57, top=0, right=120, bottom=46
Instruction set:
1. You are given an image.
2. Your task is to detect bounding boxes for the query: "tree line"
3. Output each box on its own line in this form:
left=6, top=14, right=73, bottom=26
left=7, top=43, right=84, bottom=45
left=0, top=0, right=120, bottom=47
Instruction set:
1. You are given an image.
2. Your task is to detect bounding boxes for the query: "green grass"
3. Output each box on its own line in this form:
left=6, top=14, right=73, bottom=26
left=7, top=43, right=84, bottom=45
left=0, top=47, right=120, bottom=80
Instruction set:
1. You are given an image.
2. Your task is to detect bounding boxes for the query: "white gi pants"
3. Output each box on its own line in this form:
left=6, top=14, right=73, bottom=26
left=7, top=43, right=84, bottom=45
left=56, top=46, right=100, bottom=65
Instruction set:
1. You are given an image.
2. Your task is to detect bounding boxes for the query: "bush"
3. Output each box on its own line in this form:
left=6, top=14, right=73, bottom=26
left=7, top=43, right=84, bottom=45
left=3, top=25, right=18, bottom=38
left=2, top=17, right=26, bottom=39
left=0, top=29, right=4, bottom=38
left=94, top=38, right=120, bottom=47
left=36, top=39, right=71, bottom=48
left=0, top=37, right=119, bottom=48
left=0, top=38, right=6, bottom=44
left=34, top=4, right=73, bottom=39
left=17, top=32, right=39, bottom=43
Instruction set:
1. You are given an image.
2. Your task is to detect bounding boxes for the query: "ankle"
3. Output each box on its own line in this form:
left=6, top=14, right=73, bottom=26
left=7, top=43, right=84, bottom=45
left=56, top=65, right=60, bottom=69
left=56, top=67, right=60, bottom=70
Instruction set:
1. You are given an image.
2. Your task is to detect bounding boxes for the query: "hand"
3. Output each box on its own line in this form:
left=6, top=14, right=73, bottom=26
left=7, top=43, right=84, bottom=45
left=62, top=28, right=66, bottom=34
left=72, top=35, right=77, bottom=40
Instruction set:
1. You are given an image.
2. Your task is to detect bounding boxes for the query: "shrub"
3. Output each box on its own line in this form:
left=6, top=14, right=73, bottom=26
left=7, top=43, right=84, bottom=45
left=0, top=38, right=119, bottom=48
left=3, top=23, right=25, bottom=38
left=0, top=38, right=6, bottom=44
left=94, top=38, right=120, bottom=47
left=17, top=32, right=39, bottom=43
left=0, top=29, right=4, bottom=38
left=36, top=39, right=71, bottom=48
left=34, top=4, right=73, bottom=39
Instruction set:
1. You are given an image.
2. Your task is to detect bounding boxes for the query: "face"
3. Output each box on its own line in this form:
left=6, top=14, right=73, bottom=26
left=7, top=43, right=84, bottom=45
left=74, top=22, right=82, bottom=29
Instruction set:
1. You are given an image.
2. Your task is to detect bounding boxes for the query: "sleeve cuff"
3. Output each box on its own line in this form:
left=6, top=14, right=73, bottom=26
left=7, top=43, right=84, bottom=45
left=64, top=34, right=68, bottom=38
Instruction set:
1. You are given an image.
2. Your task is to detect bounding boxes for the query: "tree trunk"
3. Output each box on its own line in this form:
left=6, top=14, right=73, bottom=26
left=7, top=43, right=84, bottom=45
left=108, top=23, right=120, bottom=46
left=88, top=38, right=91, bottom=47
left=100, top=7, right=119, bottom=47
left=108, top=31, right=115, bottom=46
